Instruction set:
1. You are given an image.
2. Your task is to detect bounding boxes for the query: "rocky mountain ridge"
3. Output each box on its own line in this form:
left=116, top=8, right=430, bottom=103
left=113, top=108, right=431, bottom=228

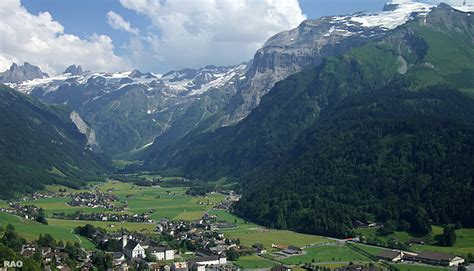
left=0, top=62, right=49, bottom=84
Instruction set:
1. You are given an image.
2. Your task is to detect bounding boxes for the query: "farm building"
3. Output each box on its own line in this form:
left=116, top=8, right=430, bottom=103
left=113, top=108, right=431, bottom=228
left=377, top=250, right=403, bottom=262
left=415, top=251, right=465, bottom=266
left=282, top=245, right=302, bottom=255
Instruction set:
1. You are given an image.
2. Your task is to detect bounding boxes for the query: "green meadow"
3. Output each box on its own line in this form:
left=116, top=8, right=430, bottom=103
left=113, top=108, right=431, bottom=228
left=356, top=226, right=474, bottom=257
left=0, top=212, right=95, bottom=250
left=280, top=245, right=370, bottom=265
left=234, top=255, right=277, bottom=269
left=209, top=210, right=330, bottom=250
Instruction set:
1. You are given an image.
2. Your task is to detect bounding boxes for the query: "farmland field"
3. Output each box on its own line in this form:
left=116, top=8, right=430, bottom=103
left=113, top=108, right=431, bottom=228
left=208, top=210, right=330, bottom=250
left=234, top=255, right=277, bottom=269
left=280, top=245, right=370, bottom=265
left=356, top=226, right=474, bottom=257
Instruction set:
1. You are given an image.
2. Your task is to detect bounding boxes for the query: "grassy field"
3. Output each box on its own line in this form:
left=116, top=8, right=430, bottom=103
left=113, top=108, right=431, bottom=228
left=208, top=210, right=330, bottom=250
left=351, top=243, right=390, bottom=256
left=356, top=226, right=474, bottom=257
left=0, top=212, right=95, bottom=249
left=280, top=245, right=370, bottom=265
left=234, top=255, right=277, bottom=269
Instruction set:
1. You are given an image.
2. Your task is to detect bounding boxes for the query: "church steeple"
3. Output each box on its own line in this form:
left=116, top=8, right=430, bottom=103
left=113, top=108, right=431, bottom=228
left=121, top=228, right=127, bottom=248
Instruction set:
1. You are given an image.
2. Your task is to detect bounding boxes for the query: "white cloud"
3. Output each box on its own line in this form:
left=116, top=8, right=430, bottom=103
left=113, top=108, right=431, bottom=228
left=0, top=0, right=129, bottom=75
left=107, top=11, right=139, bottom=35
left=119, top=0, right=306, bottom=71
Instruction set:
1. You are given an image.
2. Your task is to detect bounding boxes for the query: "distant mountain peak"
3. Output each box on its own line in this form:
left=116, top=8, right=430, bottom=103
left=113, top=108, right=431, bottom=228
left=63, top=64, right=84, bottom=75
left=129, top=69, right=157, bottom=79
left=0, top=62, right=49, bottom=84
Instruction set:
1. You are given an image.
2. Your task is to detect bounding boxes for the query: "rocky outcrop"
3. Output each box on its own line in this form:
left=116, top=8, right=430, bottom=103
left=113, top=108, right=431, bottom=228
left=63, top=64, right=84, bottom=75
left=69, top=111, right=102, bottom=153
left=0, top=62, right=48, bottom=83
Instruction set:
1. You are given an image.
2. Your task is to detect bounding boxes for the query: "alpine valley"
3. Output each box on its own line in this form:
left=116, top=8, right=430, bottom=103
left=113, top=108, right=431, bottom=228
left=1, top=0, right=474, bottom=270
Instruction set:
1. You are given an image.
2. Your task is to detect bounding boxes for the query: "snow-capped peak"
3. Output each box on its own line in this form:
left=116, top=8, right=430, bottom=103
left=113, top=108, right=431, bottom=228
left=6, top=64, right=246, bottom=99
left=348, top=0, right=432, bottom=30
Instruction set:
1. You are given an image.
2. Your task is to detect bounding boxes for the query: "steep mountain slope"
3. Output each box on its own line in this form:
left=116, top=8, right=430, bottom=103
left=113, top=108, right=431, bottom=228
left=145, top=0, right=457, bottom=165
left=147, top=3, right=474, bottom=176
left=236, top=83, right=474, bottom=237
left=146, top=4, right=474, bottom=236
left=6, top=64, right=245, bottom=157
left=178, top=0, right=435, bottom=130
left=0, top=85, right=109, bottom=199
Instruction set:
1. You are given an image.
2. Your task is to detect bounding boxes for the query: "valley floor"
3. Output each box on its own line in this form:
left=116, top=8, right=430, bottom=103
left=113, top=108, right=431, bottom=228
left=1, top=179, right=473, bottom=270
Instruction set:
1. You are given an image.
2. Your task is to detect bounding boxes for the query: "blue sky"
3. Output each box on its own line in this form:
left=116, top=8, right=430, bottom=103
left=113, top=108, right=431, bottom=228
left=2, top=0, right=449, bottom=74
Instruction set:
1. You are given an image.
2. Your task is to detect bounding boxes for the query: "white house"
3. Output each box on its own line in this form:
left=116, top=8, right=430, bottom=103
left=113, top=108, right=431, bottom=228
left=149, top=246, right=175, bottom=260
left=188, top=255, right=227, bottom=266
left=121, top=236, right=145, bottom=259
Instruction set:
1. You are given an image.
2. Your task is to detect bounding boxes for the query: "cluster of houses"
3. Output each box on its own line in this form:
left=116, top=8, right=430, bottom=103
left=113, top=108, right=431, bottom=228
left=98, top=232, right=232, bottom=271
left=377, top=249, right=465, bottom=267
left=20, top=243, right=88, bottom=271
left=52, top=211, right=153, bottom=223
left=156, top=216, right=238, bottom=245
left=0, top=203, right=42, bottom=220
left=68, top=191, right=118, bottom=209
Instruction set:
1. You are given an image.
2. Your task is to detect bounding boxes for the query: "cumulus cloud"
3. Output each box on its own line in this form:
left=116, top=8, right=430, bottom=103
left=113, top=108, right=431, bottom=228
left=119, top=0, right=306, bottom=71
left=0, top=0, right=128, bottom=75
left=107, top=11, right=139, bottom=35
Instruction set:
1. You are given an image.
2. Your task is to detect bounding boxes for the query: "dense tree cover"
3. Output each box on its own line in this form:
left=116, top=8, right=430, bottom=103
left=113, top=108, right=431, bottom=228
left=440, top=224, right=457, bottom=247
left=36, top=208, right=48, bottom=225
left=235, top=84, right=474, bottom=237
left=37, top=233, right=56, bottom=248
left=0, top=85, right=110, bottom=199
left=1, top=224, right=26, bottom=252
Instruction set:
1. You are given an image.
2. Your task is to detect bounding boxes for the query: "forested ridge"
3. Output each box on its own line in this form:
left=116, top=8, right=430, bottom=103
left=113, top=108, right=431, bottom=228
left=0, top=85, right=110, bottom=198
left=235, top=83, right=474, bottom=237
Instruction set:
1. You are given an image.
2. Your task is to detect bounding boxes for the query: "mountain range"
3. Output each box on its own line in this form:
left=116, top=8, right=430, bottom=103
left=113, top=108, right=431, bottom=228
left=1, top=0, right=473, bottom=236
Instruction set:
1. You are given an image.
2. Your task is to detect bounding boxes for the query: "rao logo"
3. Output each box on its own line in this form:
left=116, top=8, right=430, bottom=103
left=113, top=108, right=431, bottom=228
left=3, top=260, right=23, bottom=268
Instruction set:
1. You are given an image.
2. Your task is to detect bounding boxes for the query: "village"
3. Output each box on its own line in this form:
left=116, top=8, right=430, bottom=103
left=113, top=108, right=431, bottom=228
left=0, top=182, right=471, bottom=271
left=12, top=210, right=469, bottom=271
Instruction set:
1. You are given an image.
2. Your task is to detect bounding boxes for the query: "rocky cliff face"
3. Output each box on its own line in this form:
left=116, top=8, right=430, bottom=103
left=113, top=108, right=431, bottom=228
left=199, top=0, right=435, bottom=127
left=69, top=111, right=101, bottom=153
left=0, top=62, right=48, bottom=83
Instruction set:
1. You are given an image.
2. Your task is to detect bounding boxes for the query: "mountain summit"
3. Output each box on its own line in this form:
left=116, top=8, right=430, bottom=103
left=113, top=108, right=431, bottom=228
left=0, top=62, right=49, bottom=83
left=63, top=64, right=84, bottom=75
